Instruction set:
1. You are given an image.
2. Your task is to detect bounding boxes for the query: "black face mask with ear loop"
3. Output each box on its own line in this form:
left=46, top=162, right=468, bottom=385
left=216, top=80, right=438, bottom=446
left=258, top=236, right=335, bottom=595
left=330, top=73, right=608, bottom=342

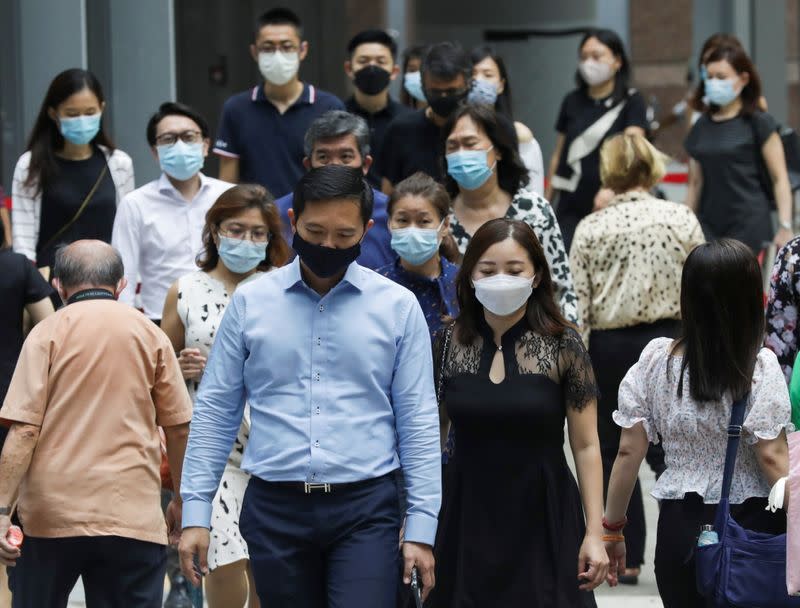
left=353, top=65, right=391, bottom=96
left=292, top=232, right=362, bottom=278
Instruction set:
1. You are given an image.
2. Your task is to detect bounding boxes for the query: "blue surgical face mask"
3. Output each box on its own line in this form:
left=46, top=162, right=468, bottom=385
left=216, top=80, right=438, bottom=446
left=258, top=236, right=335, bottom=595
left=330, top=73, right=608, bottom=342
left=404, top=71, right=427, bottom=103
left=218, top=235, right=267, bottom=274
left=468, top=79, right=498, bottom=106
left=446, top=146, right=495, bottom=190
left=390, top=220, right=444, bottom=266
left=157, top=140, right=205, bottom=181
left=59, top=114, right=102, bottom=145
left=704, top=77, right=740, bottom=107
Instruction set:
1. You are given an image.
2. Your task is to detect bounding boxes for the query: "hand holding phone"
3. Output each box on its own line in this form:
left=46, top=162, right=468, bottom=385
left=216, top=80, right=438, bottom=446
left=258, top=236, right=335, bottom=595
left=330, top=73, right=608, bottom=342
left=411, top=566, right=423, bottom=608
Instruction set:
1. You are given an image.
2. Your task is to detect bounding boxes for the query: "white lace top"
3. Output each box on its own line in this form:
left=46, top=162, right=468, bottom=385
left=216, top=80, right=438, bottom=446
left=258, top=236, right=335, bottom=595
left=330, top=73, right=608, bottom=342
left=614, top=338, right=793, bottom=504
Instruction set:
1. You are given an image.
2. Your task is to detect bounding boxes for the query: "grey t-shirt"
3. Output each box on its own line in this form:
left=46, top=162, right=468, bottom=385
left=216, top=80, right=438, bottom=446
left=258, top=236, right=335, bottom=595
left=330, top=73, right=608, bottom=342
left=684, top=110, right=778, bottom=251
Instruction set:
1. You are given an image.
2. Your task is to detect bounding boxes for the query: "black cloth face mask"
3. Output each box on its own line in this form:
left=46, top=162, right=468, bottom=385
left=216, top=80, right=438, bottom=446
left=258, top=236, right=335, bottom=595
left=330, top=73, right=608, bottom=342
left=292, top=231, right=362, bottom=279
left=353, top=65, right=391, bottom=96
left=426, top=90, right=468, bottom=119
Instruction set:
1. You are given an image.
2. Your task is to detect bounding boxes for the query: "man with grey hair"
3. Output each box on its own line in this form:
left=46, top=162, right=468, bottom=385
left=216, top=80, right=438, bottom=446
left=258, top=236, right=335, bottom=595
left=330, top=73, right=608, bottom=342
left=0, top=240, right=193, bottom=607
left=274, top=109, right=393, bottom=269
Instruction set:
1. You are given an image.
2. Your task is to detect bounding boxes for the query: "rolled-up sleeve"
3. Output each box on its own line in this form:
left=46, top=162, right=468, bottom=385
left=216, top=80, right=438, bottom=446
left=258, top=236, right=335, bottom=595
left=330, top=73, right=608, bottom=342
left=181, top=293, right=248, bottom=528
left=391, top=297, right=442, bottom=545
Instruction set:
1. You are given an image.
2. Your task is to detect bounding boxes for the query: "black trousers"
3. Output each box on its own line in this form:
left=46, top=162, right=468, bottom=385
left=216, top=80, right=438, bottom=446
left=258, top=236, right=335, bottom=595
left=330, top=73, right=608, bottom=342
left=655, top=493, right=786, bottom=608
left=10, top=535, right=166, bottom=608
left=240, top=473, right=402, bottom=608
left=589, top=319, right=680, bottom=568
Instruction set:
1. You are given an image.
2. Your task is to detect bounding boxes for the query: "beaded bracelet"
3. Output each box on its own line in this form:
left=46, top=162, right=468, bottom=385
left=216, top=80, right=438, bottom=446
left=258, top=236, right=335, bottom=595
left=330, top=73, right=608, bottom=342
left=602, top=534, right=625, bottom=543
left=602, top=515, right=627, bottom=532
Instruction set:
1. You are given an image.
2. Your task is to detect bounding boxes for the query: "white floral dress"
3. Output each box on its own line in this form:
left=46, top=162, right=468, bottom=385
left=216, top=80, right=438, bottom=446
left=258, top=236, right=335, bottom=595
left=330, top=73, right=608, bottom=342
left=614, top=338, right=793, bottom=503
left=177, top=270, right=260, bottom=569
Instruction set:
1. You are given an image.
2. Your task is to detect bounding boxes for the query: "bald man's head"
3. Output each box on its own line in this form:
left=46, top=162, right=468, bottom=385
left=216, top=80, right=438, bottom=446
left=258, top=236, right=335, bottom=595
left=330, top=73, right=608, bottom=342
left=52, top=240, right=126, bottom=301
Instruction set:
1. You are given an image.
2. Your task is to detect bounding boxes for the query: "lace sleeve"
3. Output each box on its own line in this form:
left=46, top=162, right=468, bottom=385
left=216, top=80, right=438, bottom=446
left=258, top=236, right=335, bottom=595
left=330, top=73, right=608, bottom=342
left=432, top=322, right=455, bottom=395
left=559, top=328, right=600, bottom=411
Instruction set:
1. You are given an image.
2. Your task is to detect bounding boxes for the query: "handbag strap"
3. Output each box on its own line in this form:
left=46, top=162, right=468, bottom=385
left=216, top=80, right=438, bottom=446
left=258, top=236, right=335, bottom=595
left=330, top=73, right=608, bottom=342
left=40, top=161, right=109, bottom=252
left=719, top=394, right=749, bottom=502
left=436, top=323, right=454, bottom=404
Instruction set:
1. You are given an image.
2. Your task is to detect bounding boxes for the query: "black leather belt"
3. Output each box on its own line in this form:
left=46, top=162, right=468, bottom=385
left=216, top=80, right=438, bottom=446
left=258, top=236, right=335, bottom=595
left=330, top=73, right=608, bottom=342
left=263, top=474, right=390, bottom=494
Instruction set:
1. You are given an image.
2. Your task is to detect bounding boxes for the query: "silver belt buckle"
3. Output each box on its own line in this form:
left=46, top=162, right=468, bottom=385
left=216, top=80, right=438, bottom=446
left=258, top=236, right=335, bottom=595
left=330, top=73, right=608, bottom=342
left=304, top=482, right=331, bottom=494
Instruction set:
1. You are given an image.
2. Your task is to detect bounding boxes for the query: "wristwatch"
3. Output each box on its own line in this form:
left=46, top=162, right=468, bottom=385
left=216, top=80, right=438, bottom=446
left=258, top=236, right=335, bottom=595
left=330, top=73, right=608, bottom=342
left=780, top=220, right=793, bottom=231
left=0, top=507, right=12, bottom=516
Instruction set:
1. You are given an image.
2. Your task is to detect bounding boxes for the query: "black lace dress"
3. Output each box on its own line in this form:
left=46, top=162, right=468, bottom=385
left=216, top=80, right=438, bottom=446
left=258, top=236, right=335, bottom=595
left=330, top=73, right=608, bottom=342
left=428, top=317, right=599, bottom=607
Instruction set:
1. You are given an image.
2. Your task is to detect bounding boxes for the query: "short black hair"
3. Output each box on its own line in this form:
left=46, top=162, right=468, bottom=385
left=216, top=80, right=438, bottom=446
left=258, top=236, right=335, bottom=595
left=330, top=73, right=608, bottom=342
left=421, top=42, right=471, bottom=84
left=255, top=7, right=303, bottom=40
left=346, top=29, right=398, bottom=60
left=146, top=102, right=210, bottom=147
left=292, top=165, right=373, bottom=226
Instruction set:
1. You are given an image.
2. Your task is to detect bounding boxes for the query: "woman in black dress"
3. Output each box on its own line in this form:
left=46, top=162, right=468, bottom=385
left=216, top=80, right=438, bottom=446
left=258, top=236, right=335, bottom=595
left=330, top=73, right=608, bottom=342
left=429, top=218, right=608, bottom=607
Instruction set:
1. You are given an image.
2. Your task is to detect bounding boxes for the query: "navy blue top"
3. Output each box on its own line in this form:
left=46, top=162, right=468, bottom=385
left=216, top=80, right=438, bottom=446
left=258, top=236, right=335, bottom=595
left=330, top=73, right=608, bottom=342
left=274, top=186, right=394, bottom=271
left=377, top=256, right=460, bottom=340
left=213, top=83, right=344, bottom=198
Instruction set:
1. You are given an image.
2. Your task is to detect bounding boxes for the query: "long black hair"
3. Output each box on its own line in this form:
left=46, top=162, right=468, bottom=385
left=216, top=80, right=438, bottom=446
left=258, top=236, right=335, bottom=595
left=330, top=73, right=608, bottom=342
left=455, top=218, right=570, bottom=345
left=442, top=103, right=529, bottom=198
left=24, top=69, right=114, bottom=193
left=675, top=239, right=764, bottom=402
left=575, top=28, right=632, bottom=104
left=470, top=45, right=514, bottom=120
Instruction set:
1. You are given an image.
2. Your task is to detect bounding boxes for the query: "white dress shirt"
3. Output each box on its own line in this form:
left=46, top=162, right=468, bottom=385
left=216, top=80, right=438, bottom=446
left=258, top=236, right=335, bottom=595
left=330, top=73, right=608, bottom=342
left=112, top=173, right=233, bottom=319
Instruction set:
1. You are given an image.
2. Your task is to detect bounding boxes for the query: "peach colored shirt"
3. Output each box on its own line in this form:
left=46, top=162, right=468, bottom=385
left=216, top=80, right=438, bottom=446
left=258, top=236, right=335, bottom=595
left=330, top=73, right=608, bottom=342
left=1, top=298, right=192, bottom=544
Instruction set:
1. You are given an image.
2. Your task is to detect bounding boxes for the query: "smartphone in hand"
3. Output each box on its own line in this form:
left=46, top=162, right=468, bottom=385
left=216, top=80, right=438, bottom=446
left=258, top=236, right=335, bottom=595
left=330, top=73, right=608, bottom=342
left=411, top=566, right=423, bottom=608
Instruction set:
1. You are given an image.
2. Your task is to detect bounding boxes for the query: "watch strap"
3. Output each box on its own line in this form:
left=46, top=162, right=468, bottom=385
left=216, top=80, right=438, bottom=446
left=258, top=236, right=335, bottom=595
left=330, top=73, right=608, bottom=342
left=0, top=506, right=12, bottom=516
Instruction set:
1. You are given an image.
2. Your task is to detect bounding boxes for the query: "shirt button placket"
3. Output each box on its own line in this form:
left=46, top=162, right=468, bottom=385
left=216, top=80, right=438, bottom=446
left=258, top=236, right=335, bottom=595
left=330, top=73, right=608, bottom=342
left=310, top=299, right=326, bottom=478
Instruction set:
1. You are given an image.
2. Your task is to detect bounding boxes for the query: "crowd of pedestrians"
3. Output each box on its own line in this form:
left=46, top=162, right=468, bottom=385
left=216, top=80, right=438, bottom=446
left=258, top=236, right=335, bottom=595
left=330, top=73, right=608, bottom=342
left=0, top=7, right=799, bottom=608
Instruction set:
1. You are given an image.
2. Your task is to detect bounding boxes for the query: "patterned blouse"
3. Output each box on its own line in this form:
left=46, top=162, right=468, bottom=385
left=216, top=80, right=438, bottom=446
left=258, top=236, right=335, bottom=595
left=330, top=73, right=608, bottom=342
left=376, top=256, right=459, bottom=340
left=614, top=338, right=793, bottom=504
left=569, top=191, right=705, bottom=342
left=449, top=188, right=580, bottom=326
left=766, top=236, right=800, bottom=383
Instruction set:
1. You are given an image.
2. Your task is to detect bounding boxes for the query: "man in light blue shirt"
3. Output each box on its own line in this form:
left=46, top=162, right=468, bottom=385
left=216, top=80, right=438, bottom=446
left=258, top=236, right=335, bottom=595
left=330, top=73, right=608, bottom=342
left=178, top=165, right=441, bottom=607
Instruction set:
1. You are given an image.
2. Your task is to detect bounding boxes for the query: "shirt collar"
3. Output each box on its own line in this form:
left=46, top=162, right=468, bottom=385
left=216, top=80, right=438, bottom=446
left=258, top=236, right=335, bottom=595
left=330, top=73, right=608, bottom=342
left=157, top=172, right=211, bottom=197
left=345, top=96, right=396, bottom=118
left=390, top=256, right=459, bottom=287
left=252, top=82, right=316, bottom=106
left=280, top=256, right=366, bottom=292
left=607, top=190, right=653, bottom=207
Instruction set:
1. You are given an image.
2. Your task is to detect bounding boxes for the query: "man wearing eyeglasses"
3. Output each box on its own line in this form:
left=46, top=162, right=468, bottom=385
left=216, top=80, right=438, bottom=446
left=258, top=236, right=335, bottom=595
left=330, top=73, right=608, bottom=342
left=112, top=101, right=233, bottom=325
left=214, top=7, right=344, bottom=198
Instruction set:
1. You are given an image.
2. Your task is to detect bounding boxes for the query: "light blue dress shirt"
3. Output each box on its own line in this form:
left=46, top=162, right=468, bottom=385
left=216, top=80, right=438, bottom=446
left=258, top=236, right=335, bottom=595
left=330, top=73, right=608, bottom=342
left=181, top=258, right=442, bottom=545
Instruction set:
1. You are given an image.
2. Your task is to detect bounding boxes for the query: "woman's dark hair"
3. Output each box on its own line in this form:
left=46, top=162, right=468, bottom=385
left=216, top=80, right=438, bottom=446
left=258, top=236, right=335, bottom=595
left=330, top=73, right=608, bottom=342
left=455, top=218, right=569, bottom=344
left=198, top=184, right=290, bottom=272
left=689, top=33, right=745, bottom=112
left=388, top=172, right=460, bottom=263
left=470, top=45, right=514, bottom=119
left=575, top=28, right=632, bottom=104
left=442, top=103, right=530, bottom=198
left=400, top=45, right=428, bottom=108
left=675, top=239, right=764, bottom=402
left=25, top=69, right=114, bottom=193
left=692, top=44, right=763, bottom=116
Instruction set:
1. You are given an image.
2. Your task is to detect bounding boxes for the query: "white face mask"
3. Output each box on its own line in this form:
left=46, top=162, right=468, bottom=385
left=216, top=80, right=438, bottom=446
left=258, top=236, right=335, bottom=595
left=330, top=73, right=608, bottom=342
left=579, top=59, right=615, bottom=86
left=258, top=51, right=300, bottom=85
left=473, top=274, right=534, bottom=316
